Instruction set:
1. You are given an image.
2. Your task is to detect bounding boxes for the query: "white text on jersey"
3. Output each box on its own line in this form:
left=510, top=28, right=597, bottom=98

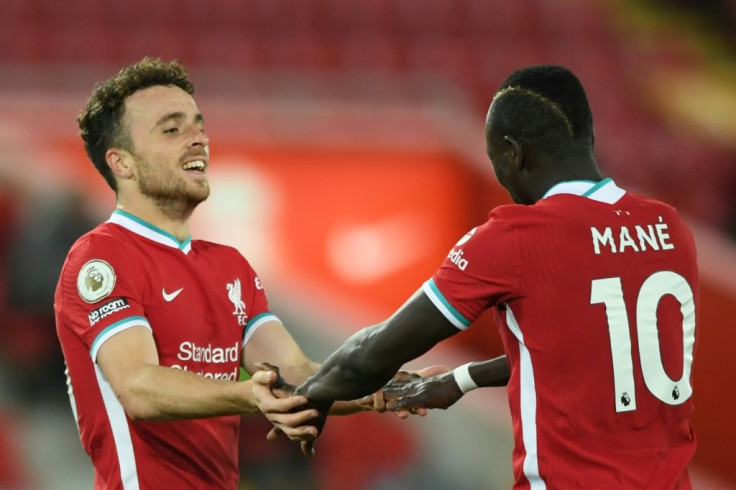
left=591, top=217, right=675, bottom=255
left=448, top=248, right=469, bottom=270
left=177, top=341, right=239, bottom=363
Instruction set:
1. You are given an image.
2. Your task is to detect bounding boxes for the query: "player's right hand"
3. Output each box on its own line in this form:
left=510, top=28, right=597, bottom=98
left=252, top=363, right=320, bottom=446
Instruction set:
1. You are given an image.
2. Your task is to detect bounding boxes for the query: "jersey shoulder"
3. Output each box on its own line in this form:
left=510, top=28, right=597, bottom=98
left=64, top=222, right=139, bottom=269
left=191, top=239, right=258, bottom=274
left=57, top=222, right=145, bottom=309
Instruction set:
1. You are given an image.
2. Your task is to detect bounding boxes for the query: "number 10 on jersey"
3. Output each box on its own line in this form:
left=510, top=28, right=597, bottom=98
left=590, top=271, right=696, bottom=413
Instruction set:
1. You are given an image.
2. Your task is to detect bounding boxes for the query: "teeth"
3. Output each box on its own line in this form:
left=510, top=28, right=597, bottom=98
left=182, top=160, right=205, bottom=170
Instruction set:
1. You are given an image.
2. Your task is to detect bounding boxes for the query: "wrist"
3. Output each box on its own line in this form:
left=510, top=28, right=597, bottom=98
left=452, top=363, right=478, bottom=394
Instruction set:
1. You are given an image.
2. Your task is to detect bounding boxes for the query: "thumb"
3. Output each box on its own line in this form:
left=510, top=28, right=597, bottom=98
left=301, top=439, right=316, bottom=458
left=251, top=370, right=276, bottom=386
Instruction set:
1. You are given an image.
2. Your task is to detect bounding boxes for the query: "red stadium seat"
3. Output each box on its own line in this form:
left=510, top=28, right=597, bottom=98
left=318, top=0, right=393, bottom=33
left=390, top=0, right=463, bottom=37
left=334, top=34, right=403, bottom=71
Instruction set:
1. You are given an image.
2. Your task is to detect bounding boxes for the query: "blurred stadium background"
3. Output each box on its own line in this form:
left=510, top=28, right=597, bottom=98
left=0, top=0, right=735, bottom=488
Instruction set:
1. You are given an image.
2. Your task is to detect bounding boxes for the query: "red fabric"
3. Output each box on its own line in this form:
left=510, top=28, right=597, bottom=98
left=55, top=215, right=276, bottom=489
left=433, top=188, right=698, bottom=489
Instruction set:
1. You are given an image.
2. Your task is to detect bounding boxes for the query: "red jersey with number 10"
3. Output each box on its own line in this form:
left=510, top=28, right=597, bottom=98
left=423, top=179, right=697, bottom=489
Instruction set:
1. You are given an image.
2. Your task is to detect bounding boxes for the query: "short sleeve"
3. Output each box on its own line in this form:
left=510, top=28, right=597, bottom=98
left=425, top=207, right=520, bottom=329
left=237, top=255, right=281, bottom=346
left=56, top=234, right=151, bottom=361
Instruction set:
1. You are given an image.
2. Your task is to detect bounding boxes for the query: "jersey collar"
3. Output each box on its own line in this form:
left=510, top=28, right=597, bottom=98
left=107, top=209, right=193, bottom=254
left=542, top=178, right=625, bottom=204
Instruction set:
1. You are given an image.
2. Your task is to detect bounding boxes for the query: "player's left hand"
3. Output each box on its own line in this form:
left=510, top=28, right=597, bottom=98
left=383, top=370, right=463, bottom=412
left=359, top=365, right=451, bottom=418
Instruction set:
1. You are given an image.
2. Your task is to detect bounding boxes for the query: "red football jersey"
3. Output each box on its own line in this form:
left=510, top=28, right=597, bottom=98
left=424, top=179, right=697, bottom=489
left=55, top=210, right=279, bottom=490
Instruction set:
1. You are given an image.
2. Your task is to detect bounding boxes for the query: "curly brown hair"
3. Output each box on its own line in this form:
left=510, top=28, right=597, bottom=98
left=78, top=57, right=194, bottom=191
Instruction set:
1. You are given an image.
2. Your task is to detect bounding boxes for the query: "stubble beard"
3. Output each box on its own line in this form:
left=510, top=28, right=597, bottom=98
left=135, top=155, right=210, bottom=221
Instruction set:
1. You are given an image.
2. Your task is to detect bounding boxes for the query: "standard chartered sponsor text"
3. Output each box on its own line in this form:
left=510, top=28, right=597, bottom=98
left=171, top=340, right=240, bottom=380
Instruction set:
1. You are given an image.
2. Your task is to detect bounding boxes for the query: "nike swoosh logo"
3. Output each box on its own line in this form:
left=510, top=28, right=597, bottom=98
left=162, top=287, right=184, bottom=302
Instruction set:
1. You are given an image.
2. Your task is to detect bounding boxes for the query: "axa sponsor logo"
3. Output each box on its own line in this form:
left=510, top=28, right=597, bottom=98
left=448, top=248, right=469, bottom=271
left=88, top=298, right=130, bottom=326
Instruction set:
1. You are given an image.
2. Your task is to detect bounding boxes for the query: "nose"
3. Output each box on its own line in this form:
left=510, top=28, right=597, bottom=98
left=189, top=125, right=209, bottom=148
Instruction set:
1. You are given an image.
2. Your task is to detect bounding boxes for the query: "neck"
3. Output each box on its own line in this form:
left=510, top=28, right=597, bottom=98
left=115, top=195, right=194, bottom=242
left=530, top=151, right=602, bottom=203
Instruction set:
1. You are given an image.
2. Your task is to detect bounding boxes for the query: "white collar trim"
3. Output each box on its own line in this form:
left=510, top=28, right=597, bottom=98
left=542, top=178, right=625, bottom=204
left=107, top=210, right=192, bottom=254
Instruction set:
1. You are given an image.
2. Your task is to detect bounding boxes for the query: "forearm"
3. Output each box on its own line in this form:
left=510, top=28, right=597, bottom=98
left=295, top=291, right=458, bottom=405
left=329, top=399, right=373, bottom=415
left=297, top=324, right=404, bottom=403
left=467, top=355, right=510, bottom=388
left=120, top=364, right=258, bottom=420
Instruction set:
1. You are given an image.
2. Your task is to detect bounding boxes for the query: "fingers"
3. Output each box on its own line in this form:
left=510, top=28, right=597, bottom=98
left=357, top=395, right=375, bottom=406
left=254, top=386, right=308, bottom=413
left=386, top=397, right=417, bottom=412
left=394, top=410, right=410, bottom=419
left=301, top=439, right=316, bottom=458
left=372, top=390, right=386, bottom=412
left=415, top=365, right=451, bottom=377
left=266, top=426, right=317, bottom=442
left=356, top=391, right=388, bottom=412
left=266, top=408, right=319, bottom=441
left=393, top=370, right=420, bottom=382
left=266, top=426, right=282, bottom=441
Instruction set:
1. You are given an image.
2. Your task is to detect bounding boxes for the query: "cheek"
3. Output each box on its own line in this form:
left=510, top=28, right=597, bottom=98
left=492, top=160, right=512, bottom=183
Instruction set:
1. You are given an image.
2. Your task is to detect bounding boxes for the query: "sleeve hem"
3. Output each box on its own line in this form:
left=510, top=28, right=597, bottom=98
left=242, top=313, right=281, bottom=347
left=422, top=279, right=471, bottom=330
left=90, top=316, right=152, bottom=362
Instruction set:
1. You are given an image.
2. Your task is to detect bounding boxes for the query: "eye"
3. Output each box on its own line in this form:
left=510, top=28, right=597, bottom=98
left=163, top=127, right=179, bottom=134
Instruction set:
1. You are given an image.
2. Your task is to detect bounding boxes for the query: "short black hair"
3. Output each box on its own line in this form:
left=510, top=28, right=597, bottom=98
left=78, top=57, right=194, bottom=191
left=487, top=65, right=594, bottom=155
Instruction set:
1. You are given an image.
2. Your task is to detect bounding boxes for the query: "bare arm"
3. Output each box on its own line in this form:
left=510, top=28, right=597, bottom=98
left=382, top=356, right=510, bottom=412
left=464, top=356, right=510, bottom=388
left=295, top=289, right=459, bottom=405
left=243, top=320, right=371, bottom=415
left=96, top=326, right=259, bottom=421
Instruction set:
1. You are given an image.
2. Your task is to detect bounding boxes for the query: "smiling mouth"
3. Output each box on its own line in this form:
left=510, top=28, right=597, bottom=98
left=181, top=160, right=206, bottom=172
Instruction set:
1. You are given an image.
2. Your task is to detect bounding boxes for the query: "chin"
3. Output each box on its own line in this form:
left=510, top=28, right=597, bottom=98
left=188, top=182, right=210, bottom=202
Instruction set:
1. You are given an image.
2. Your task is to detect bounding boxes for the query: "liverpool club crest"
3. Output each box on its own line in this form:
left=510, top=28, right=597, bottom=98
left=226, top=278, right=247, bottom=325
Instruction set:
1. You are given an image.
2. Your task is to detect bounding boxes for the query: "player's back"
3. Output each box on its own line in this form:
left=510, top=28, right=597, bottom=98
left=502, top=182, right=697, bottom=489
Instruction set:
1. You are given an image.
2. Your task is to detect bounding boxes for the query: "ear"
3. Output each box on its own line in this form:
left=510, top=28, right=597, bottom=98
left=105, top=148, right=134, bottom=180
left=504, top=136, right=524, bottom=170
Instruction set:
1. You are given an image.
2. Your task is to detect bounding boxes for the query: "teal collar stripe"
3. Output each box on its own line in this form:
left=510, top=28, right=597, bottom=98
left=108, top=210, right=193, bottom=253
left=542, top=178, right=625, bottom=204
left=581, top=177, right=612, bottom=197
left=428, top=279, right=471, bottom=327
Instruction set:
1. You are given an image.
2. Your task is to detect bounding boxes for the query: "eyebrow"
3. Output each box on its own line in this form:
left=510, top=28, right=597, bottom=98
left=153, top=112, right=205, bottom=129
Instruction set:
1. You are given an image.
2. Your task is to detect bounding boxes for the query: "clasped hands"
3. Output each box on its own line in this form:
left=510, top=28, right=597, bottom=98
left=251, top=362, right=452, bottom=457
